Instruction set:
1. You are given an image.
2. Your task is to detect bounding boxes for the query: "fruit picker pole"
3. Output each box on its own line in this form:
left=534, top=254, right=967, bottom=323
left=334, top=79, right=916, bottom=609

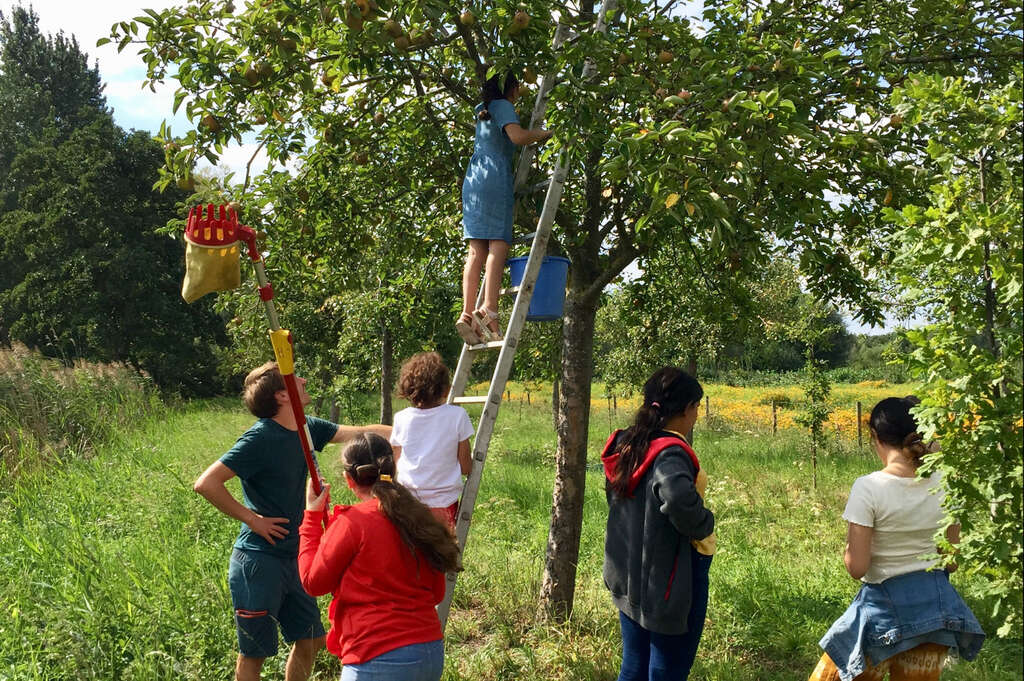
left=234, top=218, right=326, bottom=504
left=183, top=204, right=327, bottom=525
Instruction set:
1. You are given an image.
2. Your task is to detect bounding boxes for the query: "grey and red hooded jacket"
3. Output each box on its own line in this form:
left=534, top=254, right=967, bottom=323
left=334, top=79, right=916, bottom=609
left=601, top=429, right=715, bottom=635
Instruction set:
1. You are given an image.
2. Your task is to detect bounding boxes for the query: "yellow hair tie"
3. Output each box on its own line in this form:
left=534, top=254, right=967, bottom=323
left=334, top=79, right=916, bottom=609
left=379, top=474, right=393, bottom=482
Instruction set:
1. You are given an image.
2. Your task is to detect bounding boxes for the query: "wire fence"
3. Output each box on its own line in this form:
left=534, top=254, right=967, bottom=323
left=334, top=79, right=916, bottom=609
left=467, top=381, right=891, bottom=447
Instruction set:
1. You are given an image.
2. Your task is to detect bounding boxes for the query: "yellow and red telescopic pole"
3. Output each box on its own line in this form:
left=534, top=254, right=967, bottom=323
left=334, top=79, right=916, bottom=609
left=184, top=205, right=326, bottom=510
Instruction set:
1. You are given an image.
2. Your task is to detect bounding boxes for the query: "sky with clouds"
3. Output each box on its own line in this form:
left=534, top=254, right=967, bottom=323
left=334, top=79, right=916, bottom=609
left=3, top=0, right=901, bottom=334
left=0, top=0, right=274, bottom=176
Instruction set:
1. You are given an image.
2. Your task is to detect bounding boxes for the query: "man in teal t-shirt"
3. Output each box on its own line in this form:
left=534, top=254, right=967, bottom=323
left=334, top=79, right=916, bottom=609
left=194, top=361, right=391, bottom=681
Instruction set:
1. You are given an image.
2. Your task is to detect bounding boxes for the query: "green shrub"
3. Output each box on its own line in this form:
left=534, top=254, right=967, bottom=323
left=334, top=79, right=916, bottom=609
left=0, top=344, right=159, bottom=482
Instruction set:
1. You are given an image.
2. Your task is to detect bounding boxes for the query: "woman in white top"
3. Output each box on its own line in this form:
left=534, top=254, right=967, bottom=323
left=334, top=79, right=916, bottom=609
left=809, top=397, right=984, bottom=681
left=390, top=352, right=473, bottom=529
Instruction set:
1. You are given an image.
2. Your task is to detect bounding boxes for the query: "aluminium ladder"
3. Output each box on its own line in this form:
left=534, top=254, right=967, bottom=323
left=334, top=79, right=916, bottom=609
left=437, top=0, right=619, bottom=630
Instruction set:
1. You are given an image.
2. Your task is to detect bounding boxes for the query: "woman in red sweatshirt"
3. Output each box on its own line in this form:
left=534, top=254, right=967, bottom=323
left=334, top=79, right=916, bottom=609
left=298, top=433, right=461, bottom=681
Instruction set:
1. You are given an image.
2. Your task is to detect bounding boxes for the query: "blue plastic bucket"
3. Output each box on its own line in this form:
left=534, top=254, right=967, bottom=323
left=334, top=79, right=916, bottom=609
left=507, top=256, right=570, bottom=321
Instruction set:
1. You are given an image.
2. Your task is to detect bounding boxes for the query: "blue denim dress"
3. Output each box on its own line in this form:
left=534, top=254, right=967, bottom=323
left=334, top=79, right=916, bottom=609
left=462, top=99, right=518, bottom=243
left=820, top=569, right=984, bottom=681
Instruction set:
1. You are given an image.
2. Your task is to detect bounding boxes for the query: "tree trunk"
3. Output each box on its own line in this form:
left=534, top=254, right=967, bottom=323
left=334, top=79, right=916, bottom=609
left=686, top=353, right=698, bottom=442
left=551, top=374, right=560, bottom=430
left=978, top=151, right=1001, bottom=371
left=379, top=324, right=394, bottom=425
left=540, top=290, right=599, bottom=620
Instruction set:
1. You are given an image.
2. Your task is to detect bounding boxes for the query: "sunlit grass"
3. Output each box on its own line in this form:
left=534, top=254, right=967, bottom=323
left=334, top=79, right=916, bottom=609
left=0, top=389, right=1019, bottom=680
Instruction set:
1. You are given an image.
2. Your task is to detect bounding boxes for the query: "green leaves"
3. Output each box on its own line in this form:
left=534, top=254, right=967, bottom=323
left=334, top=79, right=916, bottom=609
left=887, top=67, right=1023, bottom=637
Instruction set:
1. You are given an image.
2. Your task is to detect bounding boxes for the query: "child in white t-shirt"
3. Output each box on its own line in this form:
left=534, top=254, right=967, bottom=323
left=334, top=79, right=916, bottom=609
left=390, top=352, right=473, bottom=529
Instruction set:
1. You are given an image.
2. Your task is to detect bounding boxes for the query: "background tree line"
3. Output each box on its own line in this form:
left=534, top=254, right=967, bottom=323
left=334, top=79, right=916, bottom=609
left=0, top=6, right=227, bottom=396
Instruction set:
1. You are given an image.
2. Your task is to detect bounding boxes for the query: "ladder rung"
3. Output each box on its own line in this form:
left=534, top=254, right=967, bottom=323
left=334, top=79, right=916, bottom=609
left=499, top=286, right=521, bottom=296
left=452, top=396, right=489, bottom=405
left=466, top=340, right=505, bottom=352
left=515, top=179, right=550, bottom=197
left=512, top=232, right=537, bottom=245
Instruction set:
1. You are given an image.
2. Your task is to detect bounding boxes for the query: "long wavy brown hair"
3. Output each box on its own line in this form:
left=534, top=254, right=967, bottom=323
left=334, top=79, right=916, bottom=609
left=343, top=433, right=462, bottom=573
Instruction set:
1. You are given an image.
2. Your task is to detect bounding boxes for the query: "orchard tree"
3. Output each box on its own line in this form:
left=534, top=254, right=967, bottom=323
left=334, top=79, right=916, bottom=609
left=111, top=0, right=1020, bottom=616
left=212, top=152, right=468, bottom=421
left=885, top=70, right=1023, bottom=636
left=595, top=254, right=851, bottom=390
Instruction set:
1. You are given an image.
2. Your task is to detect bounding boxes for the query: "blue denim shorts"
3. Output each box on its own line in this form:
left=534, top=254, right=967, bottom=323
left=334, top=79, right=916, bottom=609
left=228, top=548, right=325, bottom=658
left=340, top=640, right=444, bottom=681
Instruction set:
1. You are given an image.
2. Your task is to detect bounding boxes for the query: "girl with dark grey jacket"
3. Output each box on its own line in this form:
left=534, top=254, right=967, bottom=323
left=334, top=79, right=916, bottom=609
left=601, top=367, right=715, bottom=681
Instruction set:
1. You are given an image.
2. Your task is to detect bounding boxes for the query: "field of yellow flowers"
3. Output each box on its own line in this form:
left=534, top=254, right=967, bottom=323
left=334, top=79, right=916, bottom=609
left=475, top=379, right=915, bottom=441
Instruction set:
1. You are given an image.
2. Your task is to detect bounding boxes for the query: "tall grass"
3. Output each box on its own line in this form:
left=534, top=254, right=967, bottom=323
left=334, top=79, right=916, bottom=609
left=0, top=344, right=159, bottom=483
left=0, top=390, right=1019, bottom=680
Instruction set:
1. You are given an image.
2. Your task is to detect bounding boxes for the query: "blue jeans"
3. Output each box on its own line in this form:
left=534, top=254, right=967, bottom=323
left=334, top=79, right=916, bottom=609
left=618, top=553, right=712, bottom=681
left=340, top=640, right=444, bottom=681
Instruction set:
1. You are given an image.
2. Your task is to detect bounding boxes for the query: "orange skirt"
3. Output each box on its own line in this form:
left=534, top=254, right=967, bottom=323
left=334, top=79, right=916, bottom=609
left=809, top=643, right=948, bottom=681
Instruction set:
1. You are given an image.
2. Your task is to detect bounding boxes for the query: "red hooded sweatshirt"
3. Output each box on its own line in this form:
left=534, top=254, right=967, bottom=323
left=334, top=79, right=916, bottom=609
left=600, top=429, right=700, bottom=496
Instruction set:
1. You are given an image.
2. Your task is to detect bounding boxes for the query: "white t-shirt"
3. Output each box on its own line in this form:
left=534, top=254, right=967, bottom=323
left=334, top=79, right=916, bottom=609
left=390, top=404, right=474, bottom=507
left=843, top=470, right=946, bottom=584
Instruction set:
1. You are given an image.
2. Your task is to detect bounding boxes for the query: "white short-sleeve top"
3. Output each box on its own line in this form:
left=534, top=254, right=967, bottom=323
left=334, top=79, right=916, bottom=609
left=389, top=404, right=474, bottom=507
left=843, top=470, right=946, bottom=584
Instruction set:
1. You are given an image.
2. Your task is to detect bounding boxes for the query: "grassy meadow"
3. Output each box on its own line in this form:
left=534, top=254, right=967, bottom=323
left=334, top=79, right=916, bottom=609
left=1, top=383, right=1021, bottom=680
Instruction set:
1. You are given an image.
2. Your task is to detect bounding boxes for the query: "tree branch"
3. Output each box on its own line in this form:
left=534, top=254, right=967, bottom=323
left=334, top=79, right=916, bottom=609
left=580, top=241, right=639, bottom=304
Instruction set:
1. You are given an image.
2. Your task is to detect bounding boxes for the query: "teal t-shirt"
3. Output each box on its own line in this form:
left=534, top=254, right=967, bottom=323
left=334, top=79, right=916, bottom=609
left=220, top=416, right=337, bottom=557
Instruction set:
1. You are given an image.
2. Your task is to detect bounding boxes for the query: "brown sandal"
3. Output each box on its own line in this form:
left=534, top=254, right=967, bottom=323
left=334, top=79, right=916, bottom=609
left=455, top=312, right=483, bottom=345
left=472, top=307, right=502, bottom=342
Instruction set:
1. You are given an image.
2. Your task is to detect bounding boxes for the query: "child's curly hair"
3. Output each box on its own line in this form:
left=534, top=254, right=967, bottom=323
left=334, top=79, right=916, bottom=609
left=397, top=352, right=450, bottom=408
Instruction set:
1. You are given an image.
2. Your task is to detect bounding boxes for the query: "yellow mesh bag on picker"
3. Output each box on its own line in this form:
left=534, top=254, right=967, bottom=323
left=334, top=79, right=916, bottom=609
left=181, top=204, right=242, bottom=303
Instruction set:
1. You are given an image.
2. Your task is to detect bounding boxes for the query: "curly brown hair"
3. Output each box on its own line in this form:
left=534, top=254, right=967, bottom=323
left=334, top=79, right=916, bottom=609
left=397, top=352, right=450, bottom=408
left=242, top=361, right=285, bottom=418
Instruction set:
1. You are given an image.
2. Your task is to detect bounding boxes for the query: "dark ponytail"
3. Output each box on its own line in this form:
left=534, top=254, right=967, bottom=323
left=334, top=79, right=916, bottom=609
left=342, top=433, right=462, bottom=573
left=869, top=397, right=929, bottom=466
left=611, top=367, right=703, bottom=497
left=478, top=71, right=519, bottom=121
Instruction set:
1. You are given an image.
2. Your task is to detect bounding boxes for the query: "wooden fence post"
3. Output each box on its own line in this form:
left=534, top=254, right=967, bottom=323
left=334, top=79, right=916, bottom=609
left=857, top=401, right=863, bottom=448
left=772, top=400, right=777, bottom=435
left=705, top=395, right=710, bottom=418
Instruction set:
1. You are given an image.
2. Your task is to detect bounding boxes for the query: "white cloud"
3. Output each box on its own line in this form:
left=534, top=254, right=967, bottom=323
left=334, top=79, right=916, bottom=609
left=2, top=0, right=278, bottom=179
left=1, top=0, right=186, bottom=131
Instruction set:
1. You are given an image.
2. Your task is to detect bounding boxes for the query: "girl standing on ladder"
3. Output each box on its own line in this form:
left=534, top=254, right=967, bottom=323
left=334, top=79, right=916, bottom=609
left=457, top=70, right=552, bottom=344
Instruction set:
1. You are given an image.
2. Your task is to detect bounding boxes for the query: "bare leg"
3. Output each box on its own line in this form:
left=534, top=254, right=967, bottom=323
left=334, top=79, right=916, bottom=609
left=462, top=239, right=488, bottom=315
left=479, top=238, right=510, bottom=322
left=236, top=655, right=265, bottom=681
left=284, top=636, right=325, bottom=681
